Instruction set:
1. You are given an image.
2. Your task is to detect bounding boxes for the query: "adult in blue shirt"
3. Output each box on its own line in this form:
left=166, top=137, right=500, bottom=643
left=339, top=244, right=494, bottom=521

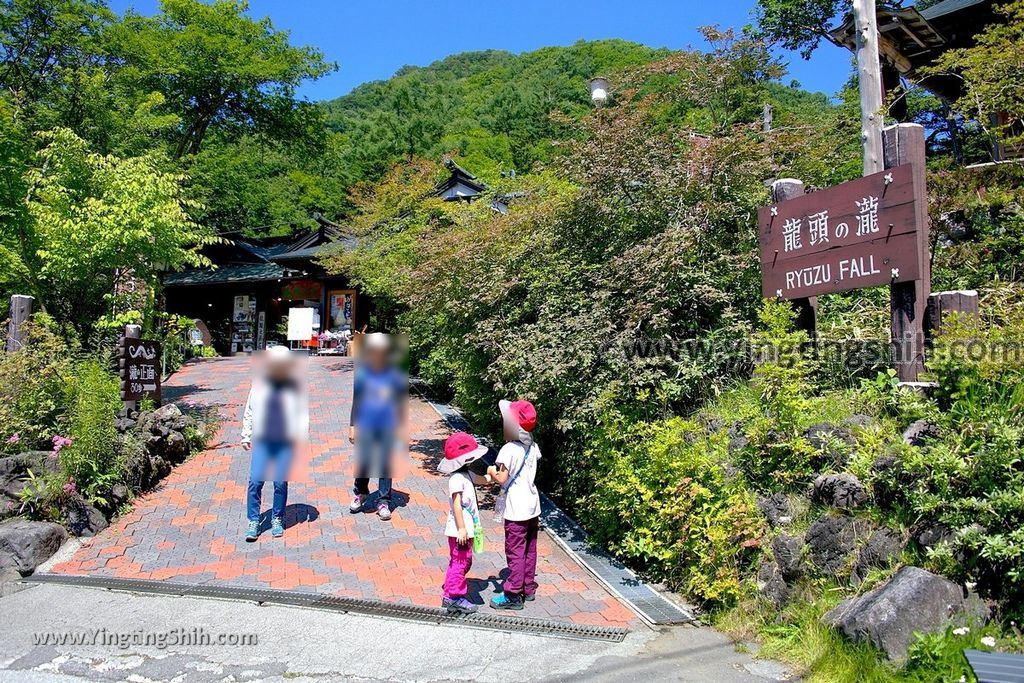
left=348, top=333, right=407, bottom=521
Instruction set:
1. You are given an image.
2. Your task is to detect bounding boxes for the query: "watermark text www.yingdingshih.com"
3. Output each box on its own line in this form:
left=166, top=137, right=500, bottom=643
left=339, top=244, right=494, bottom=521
left=32, top=628, right=258, bottom=649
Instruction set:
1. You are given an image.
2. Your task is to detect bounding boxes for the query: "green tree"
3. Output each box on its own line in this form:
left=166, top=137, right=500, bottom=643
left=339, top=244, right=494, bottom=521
left=10, top=128, right=217, bottom=335
left=926, top=0, right=1024, bottom=150
left=110, top=0, right=334, bottom=158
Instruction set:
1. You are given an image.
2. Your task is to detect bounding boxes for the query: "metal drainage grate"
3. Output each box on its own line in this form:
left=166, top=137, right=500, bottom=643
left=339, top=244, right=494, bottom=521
left=26, top=574, right=628, bottom=643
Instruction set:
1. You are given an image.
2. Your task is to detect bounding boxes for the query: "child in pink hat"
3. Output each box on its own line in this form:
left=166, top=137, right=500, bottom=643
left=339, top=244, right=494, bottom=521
left=438, top=431, right=489, bottom=614
left=487, top=399, right=540, bottom=610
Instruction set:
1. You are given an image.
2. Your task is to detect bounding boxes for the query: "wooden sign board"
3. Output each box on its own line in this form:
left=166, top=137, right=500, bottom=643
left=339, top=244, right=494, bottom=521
left=118, top=338, right=161, bottom=403
left=759, top=165, right=924, bottom=299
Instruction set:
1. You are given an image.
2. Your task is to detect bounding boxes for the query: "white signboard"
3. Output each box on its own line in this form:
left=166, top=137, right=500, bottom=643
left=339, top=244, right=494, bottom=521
left=287, top=307, right=314, bottom=341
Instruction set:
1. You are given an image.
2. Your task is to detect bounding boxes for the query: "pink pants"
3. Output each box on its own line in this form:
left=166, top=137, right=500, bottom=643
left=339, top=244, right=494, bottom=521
left=503, top=517, right=539, bottom=597
left=443, top=537, right=473, bottom=598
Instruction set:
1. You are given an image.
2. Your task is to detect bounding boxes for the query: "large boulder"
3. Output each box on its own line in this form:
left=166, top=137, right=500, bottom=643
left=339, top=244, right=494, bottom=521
left=824, top=566, right=989, bottom=661
left=806, top=514, right=858, bottom=576
left=853, top=528, right=903, bottom=583
left=61, top=494, right=109, bottom=537
left=0, top=519, right=67, bottom=575
left=812, top=473, right=868, bottom=511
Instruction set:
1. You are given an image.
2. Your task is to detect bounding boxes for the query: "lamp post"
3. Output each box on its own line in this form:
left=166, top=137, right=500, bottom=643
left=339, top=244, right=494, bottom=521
left=588, top=77, right=609, bottom=107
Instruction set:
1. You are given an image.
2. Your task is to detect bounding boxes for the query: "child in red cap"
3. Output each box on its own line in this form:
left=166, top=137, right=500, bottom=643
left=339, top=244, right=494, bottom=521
left=438, top=431, right=489, bottom=614
left=487, top=399, right=540, bottom=610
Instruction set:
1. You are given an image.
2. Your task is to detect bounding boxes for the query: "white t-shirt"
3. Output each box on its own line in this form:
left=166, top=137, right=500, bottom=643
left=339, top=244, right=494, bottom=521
left=444, top=471, right=479, bottom=537
left=496, top=441, right=541, bottom=521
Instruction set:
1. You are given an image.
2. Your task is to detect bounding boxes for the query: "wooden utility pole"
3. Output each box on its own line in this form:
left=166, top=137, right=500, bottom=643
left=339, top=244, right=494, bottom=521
left=5, top=295, right=33, bottom=353
left=883, top=123, right=930, bottom=381
left=853, top=0, right=884, bottom=175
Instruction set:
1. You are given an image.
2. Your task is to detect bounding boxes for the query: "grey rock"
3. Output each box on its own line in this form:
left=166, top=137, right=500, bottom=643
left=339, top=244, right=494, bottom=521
left=853, top=529, right=903, bottom=582
left=164, top=431, right=188, bottom=460
left=806, top=514, right=858, bottom=576
left=114, top=416, right=136, bottom=433
left=772, top=534, right=804, bottom=581
left=812, top=473, right=868, bottom=510
left=728, top=436, right=749, bottom=455
left=757, top=493, right=793, bottom=528
left=700, top=416, right=724, bottom=434
left=914, top=522, right=953, bottom=549
left=902, top=419, right=940, bottom=447
left=0, top=566, right=29, bottom=596
left=110, top=483, right=131, bottom=506
left=756, top=561, right=789, bottom=608
left=0, top=452, right=60, bottom=520
left=62, top=494, right=109, bottom=537
left=805, top=423, right=856, bottom=469
left=824, top=566, right=988, bottom=661
left=843, top=414, right=876, bottom=429
left=0, top=519, right=67, bottom=575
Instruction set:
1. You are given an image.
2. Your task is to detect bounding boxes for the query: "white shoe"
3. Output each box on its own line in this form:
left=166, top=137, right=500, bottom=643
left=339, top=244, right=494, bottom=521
left=377, top=501, right=392, bottom=521
left=349, top=494, right=367, bottom=513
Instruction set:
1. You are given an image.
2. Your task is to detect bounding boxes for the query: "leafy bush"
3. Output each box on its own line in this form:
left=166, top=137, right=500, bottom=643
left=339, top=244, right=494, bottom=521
left=578, top=414, right=764, bottom=605
left=59, top=358, right=124, bottom=505
left=895, top=305, right=1024, bottom=618
left=0, top=316, right=77, bottom=453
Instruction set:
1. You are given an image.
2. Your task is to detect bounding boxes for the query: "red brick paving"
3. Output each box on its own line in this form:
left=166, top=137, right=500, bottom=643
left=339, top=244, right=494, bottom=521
left=48, top=356, right=639, bottom=628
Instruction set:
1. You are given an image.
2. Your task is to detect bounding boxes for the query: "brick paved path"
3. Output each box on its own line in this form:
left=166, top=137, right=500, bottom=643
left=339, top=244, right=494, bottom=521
left=49, top=357, right=639, bottom=628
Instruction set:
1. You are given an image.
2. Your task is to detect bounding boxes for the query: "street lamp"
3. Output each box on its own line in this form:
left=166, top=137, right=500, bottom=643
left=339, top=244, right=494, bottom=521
left=588, top=77, right=609, bottom=107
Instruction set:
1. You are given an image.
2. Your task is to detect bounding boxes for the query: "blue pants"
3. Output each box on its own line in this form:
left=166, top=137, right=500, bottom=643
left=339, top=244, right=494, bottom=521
left=354, top=427, right=394, bottom=501
left=247, top=441, right=292, bottom=522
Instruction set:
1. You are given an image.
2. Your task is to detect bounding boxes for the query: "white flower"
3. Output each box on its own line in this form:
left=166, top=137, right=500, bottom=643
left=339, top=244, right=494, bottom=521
left=960, top=676, right=966, bottom=683
left=953, top=627, right=970, bottom=636
left=981, top=636, right=997, bottom=648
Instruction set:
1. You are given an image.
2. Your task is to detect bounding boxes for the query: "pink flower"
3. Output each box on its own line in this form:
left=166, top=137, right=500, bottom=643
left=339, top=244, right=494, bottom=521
left=51, top=435, right=73, bottom=453
left=62, top=478, right=77, bottom=495
left=6, top=433, right=19, bottom=444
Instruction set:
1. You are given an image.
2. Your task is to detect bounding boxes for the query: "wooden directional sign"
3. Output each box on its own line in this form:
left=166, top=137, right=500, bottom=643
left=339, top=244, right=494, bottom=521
left=118, top=338, right=161, bottom=403
left=759, top=164, right=925, bottom=299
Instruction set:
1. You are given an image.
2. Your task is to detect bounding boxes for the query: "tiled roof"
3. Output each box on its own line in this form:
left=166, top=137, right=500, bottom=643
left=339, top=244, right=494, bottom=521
left=920, top=0, right=988, bottom=20
left=163, top=262, right=290, bottom=287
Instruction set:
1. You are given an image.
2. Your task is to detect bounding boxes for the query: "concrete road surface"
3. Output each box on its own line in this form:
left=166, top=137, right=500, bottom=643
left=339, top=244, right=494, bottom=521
left=0, top=583, right=793, bottom=682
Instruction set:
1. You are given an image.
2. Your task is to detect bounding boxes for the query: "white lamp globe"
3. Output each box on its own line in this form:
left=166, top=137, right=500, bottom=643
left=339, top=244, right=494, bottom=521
left=588, top=77, right=609, bottom=106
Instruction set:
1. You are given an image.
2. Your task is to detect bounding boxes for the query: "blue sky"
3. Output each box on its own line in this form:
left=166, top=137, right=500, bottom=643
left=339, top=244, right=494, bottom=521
left=108, top=0, right=854, bottom=102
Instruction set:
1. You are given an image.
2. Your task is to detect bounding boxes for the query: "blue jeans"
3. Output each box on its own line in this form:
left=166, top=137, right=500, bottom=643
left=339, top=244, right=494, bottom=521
left=354, top=426, right=394, bottom=501
left=247, top=441, right=292, bottom=522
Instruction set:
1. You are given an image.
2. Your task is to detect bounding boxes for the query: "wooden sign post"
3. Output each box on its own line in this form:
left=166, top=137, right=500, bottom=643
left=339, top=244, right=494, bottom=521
left=118, top=325, right=162, bottom=409
left=759, top=123, right=930, bottom=381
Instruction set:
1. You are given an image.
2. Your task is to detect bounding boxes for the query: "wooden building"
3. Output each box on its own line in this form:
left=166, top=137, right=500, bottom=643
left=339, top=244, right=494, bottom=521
left=162, top=214, right=364, bottom=355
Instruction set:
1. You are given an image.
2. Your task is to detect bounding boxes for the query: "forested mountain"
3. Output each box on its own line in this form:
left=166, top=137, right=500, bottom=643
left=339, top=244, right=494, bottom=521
left=322, top=40, right=673, bottom=185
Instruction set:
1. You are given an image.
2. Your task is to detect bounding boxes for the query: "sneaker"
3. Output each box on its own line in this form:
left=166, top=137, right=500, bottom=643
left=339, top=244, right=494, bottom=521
left=524, top=593, right=536, bottom=602
left=271, top=516, right=284, bottom=537
left=442, top=597, right=478, bottom=614
left=349, top=494, right=366, bottom=513
left=245, top=520, right=259, bottom=542
left=490, top=593, right=524, bottom=611
left=377, top=501, right=392, bottom=521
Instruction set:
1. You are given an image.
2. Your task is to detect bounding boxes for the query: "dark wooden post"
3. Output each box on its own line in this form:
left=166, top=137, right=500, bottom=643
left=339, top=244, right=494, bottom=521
left=5, top=295, right=33, bottom=353
left=927, top=290, right=979, bottom=339
left=771, top=179, right=818, bottom=340
left=883, top=124, right=930, bottom=381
